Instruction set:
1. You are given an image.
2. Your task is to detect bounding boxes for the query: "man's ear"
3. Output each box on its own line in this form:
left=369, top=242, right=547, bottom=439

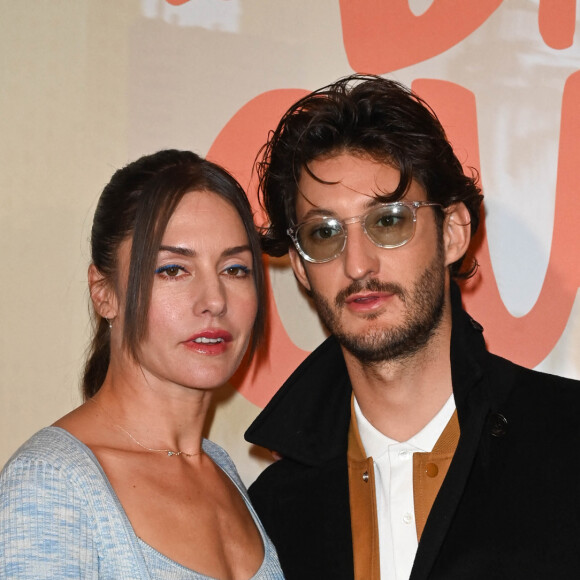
left=442, top=202, right=472, bottom=267
left=288, top=247, right=312, bottom=292
left=88, top=264, right=118, bottom=320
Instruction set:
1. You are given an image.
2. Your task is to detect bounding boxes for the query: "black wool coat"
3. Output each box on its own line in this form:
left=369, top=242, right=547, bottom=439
left=245, top=285, right=580, bottom=579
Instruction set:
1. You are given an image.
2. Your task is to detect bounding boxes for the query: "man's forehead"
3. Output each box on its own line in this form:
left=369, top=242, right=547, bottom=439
left=296, top=153, right=404, bottom=209
left=300, top=153, right=400, bottom=191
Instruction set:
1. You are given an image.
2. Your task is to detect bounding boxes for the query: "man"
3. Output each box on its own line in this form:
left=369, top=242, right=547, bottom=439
left=245, top=75, right=580, bottom=580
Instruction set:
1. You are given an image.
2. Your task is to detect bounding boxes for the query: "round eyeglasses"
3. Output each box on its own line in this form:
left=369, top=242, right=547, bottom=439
left=287, top=201, right=443, bottom=263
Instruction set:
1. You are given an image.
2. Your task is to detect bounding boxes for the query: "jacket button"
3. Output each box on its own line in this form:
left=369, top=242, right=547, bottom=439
left=425, top=463, right=439, bottom=478
left=362, top=471, right=369, bottom=483
left=489, top=412, right=508, bottom=437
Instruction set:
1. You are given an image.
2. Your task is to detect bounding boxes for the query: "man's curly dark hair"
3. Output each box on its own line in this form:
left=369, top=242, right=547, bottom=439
left=257, top=74, right=483, bottom=278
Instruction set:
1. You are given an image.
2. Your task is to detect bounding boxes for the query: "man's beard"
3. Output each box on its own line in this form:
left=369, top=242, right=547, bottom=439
left=309, top=245, right=446, bottom=364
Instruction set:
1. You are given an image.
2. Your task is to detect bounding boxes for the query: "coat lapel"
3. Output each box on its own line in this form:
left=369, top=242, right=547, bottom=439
left=410, top=284, right=507, bottom=579
left=410, top=380, right=490, bottom=580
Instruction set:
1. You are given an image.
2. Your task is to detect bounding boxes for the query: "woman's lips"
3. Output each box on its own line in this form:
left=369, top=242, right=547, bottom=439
left=183, top=329, right=233, bottom=355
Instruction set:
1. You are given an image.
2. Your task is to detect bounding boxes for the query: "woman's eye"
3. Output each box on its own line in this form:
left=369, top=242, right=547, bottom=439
left=223, top=265, right=251, bottom=278
left=155, top=264, right=186, bottom=278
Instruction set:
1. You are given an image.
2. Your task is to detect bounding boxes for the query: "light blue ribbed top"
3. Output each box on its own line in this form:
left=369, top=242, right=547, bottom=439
left=0, top=427, right=283, bottom=579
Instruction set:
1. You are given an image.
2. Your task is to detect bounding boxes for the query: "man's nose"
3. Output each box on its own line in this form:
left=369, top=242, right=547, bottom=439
left=342, top=224, right=380, bottom=281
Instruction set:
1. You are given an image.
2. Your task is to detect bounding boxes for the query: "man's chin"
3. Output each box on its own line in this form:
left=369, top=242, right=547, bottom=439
left=335, top=318, right=441, bottom=364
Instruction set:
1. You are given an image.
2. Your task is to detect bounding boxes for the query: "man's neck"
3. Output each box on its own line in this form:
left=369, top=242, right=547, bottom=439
left=343, top=318, right=453, bottom=443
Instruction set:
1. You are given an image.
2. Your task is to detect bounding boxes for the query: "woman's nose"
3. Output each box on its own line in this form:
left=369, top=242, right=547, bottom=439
left=192, top=274, right=227, bottom=318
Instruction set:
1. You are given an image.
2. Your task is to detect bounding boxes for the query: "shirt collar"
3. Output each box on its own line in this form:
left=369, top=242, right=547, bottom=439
left=354, top=394, right=456, bottom=459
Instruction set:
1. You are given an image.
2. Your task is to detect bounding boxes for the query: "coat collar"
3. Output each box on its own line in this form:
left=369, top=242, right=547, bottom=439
left=245, top=333, right=352, bottom=466
left=245, top=282, right=490, bottom=466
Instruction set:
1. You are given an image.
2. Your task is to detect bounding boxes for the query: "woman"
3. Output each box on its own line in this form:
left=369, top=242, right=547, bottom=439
left=0, top=150, right=283, bottom=579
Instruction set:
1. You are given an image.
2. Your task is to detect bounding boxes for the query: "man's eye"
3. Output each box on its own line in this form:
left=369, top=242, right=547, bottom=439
left=375, top=214, right=401, bottom=228
left=371, top=207, right=410, bottom=230
left=310, top=223, right=342, bottom=241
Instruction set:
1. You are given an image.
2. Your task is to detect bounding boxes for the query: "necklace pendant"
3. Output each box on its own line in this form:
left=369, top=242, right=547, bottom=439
left=167, top=451, right=175, bottom=456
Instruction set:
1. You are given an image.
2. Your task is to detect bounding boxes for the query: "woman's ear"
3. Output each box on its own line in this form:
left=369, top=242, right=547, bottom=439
left=288, top=247, right=312, bottom=292
left=88, top=264, right=118, bottom=320
left=442, top=202, right=472, bottom=267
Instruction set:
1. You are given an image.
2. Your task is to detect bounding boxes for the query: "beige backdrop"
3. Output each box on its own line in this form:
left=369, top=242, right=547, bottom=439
left=1, top=0, right=579, bottom=486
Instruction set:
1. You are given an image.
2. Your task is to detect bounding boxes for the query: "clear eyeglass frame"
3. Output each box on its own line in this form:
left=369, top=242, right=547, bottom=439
left=287, top=200, right=443, bottom=264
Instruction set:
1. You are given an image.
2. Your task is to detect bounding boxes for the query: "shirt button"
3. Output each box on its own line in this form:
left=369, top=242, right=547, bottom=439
left=425, top=463, right=439, bottom=478
left=402, top=513, right=413, bottom=525
left=398, top=450, right=411, bottom=460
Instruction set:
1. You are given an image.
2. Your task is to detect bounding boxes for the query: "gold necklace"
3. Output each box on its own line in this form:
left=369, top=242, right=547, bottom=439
left=89, top=398, right=203, bottom=458
left=115, top=424, right=202, bottom=458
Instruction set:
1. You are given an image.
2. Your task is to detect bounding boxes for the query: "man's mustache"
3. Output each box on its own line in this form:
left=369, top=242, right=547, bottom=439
left=335, top=279, right=406, bottom=308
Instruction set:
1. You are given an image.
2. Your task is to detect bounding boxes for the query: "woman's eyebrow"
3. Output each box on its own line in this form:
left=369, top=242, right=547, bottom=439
left=158, top=245, right=251, bottom=258
left=223, top=245, right=252, bottom=258
left=158, top=245, right=195, bottom=257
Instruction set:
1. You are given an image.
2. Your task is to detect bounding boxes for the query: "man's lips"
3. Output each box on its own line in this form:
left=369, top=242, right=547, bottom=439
left=345, top=292, right=393, bottom=303
left=336, top=280, right=404, bottom=309
left=344, top=291, right=396, bottom=312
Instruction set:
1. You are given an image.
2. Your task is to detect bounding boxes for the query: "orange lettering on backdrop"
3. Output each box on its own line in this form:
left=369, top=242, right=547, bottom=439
left=414, top=75, right=580, bottom=368
left=207, top=89, right=310, bottom=408
left=339, top=0, right=502, bottom=74
left=538, top=0, right=576, bottom=49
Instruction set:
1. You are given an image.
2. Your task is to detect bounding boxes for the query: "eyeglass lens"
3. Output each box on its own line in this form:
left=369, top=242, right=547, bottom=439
left=296, top=204, right=416, bottom=262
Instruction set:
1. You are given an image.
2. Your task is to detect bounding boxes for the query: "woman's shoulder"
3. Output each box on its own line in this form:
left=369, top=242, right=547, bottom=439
left=0, top=431, right=148, bottom=577
left=0, top=425, right=135, bottom=543
left=0, top=427, right=106, bottom=542
left=1, top=426, right=106, bottom=492
left=4, top=426, right=94, bottom=466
